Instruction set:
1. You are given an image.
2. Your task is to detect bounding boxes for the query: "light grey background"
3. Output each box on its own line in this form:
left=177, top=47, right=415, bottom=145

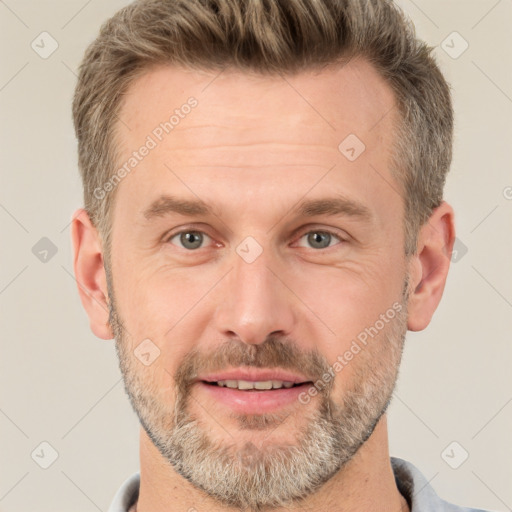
left=1, top=1, right=511, bottom=511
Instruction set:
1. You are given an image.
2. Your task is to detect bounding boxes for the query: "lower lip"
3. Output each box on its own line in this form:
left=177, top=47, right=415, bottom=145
left=197, top=381, right=313, bottom=414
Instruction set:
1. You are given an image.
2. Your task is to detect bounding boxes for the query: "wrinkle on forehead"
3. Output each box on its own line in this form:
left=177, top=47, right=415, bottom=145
left=111, top=59, right=402, bottom=239
left=115, top=58, right=397, bottom=165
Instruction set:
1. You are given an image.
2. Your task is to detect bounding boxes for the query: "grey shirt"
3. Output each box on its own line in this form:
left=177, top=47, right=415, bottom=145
left=107, top=456, right=493, bottom=512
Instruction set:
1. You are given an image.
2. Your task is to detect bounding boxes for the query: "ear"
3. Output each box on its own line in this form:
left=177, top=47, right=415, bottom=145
left=406, top=201, right=456, bottom=332
left=71, top=208, right=113, bottom=340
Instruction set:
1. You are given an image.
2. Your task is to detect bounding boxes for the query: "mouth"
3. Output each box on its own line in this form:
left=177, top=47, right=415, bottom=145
left=202, top=379, right=309, bottom=390
left=196, top=372, right=315, bottom=414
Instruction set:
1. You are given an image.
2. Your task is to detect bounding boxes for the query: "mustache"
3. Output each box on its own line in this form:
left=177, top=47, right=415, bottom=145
left=174, top=335, right=332, bottom=392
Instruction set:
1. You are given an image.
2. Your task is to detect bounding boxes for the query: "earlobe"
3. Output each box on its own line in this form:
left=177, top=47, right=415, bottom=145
left=406, top=201, right=456, bottom=332
left=71, top=208, right=114, bottom=340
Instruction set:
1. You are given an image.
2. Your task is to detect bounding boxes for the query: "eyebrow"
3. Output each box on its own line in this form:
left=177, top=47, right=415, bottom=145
left=142, top=194, right=372, bottom=223
left=143, top=195, right=212, bottom=220
left=294, top=195, right=373, bottom=222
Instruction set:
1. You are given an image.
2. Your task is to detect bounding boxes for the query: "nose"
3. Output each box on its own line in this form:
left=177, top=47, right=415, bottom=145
left=212, top=246, right=297, bottom=345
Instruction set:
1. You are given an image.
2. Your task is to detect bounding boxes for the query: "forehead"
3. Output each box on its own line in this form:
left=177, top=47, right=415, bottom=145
left=118, top=59, right=396, bottom=147
left=112, top=59, right=400, bottom=224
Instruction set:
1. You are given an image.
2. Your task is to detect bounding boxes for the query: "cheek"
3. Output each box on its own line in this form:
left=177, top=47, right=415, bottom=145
left=114, top=255, right=211, bottom=333
left=285, top=258, right=406, bottom=396
left=289, top=259, right=402, bottom=341
left=118, top=267, right=217, bottom=376
left=327, top=308, right=406, bottom=402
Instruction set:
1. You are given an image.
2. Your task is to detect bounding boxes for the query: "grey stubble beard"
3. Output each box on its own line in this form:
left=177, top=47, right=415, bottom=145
left=107, top=270, right=410, bottom=511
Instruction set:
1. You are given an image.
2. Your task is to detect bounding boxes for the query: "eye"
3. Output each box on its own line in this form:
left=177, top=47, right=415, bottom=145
left=168, top=230, right=211, bottom=250
left=296, top=230, right=343, bottom=249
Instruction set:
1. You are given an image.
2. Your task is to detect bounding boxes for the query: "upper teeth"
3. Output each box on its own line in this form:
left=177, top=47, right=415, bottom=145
left=215, top=380, right=296, bottom=390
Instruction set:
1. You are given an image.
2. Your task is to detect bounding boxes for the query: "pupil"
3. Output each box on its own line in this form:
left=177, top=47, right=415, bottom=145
left=308, top=232, right=330, bottom=249
left=181, top=232, right=202, bottom=249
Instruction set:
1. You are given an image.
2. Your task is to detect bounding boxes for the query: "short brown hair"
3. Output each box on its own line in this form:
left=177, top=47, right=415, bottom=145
left=72, top=0, right=453, bottom=259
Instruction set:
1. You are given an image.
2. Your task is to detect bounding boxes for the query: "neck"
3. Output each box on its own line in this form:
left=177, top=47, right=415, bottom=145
left=133, top=415, right=409, bottom=512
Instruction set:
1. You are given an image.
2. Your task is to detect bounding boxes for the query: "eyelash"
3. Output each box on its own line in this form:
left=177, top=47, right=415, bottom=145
left=164, top=227, right=346, bottom=250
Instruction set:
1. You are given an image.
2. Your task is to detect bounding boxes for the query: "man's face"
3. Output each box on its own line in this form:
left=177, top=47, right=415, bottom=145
left=107, top=60, right=410, bottom=509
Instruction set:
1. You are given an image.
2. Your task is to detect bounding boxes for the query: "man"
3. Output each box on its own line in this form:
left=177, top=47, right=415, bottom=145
left=70, top=0, right=491, bottom=511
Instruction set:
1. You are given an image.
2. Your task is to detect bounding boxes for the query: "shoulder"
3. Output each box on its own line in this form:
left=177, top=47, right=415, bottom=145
left=391, top=457, right=494, bottom=512
left=107, top=471, right=140, bottom=512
